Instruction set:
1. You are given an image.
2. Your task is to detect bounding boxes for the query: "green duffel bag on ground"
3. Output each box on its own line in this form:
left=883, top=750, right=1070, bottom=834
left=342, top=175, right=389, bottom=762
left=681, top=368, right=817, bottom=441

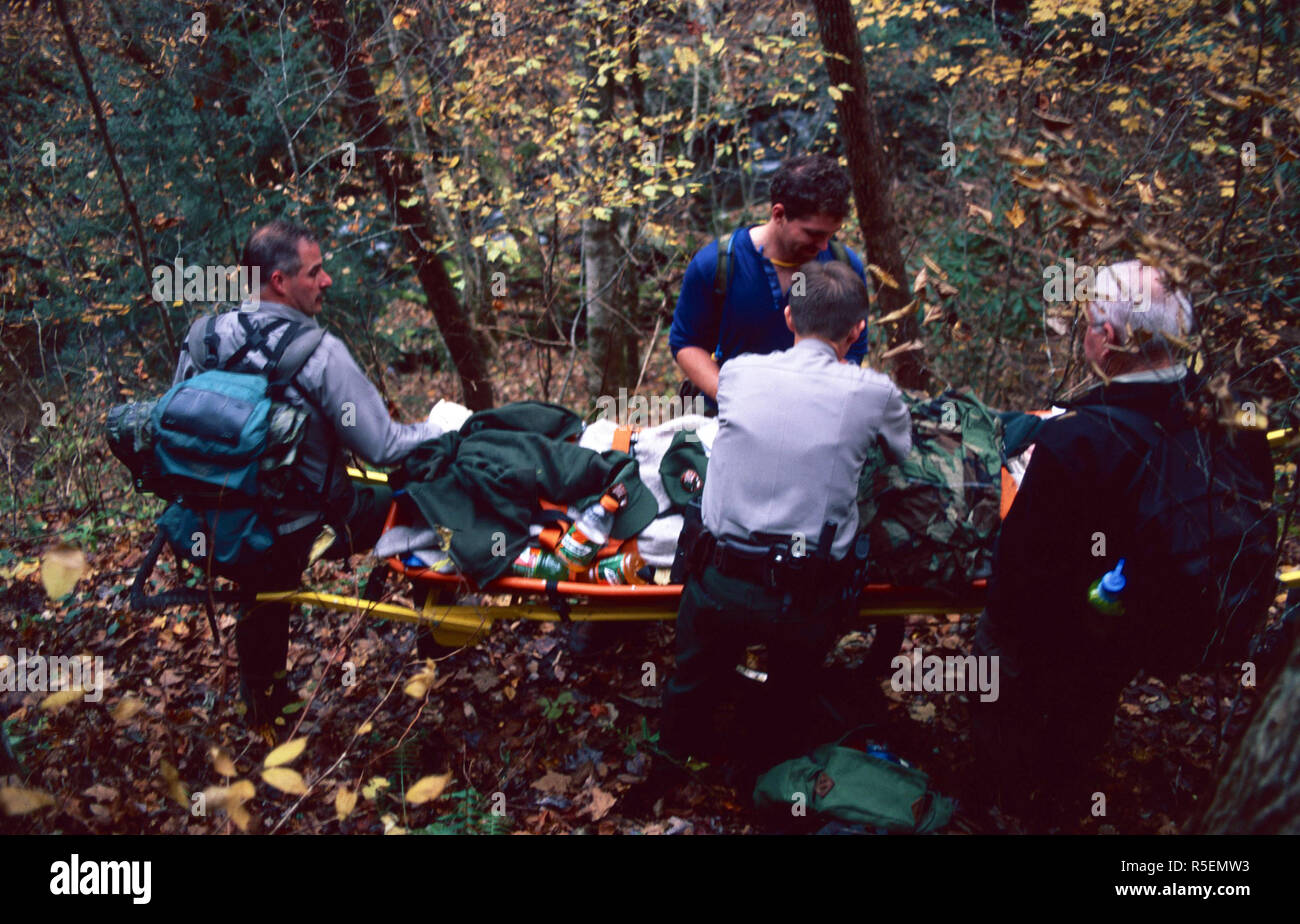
left=753, top=742, right=956, bottom=834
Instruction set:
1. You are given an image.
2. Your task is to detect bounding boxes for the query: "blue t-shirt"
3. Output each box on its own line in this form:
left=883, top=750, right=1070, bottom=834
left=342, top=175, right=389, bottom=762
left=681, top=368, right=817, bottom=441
left=668, top=227, right=870, bottom=366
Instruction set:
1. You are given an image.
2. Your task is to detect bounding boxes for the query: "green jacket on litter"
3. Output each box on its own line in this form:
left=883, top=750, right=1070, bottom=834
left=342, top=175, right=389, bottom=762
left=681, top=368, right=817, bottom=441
left=394, top=402, right=657, bottom=583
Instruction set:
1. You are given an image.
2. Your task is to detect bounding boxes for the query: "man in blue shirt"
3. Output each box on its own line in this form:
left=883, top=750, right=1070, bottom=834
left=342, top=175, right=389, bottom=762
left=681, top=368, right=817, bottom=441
left=669, top=154, right=870, bottom=401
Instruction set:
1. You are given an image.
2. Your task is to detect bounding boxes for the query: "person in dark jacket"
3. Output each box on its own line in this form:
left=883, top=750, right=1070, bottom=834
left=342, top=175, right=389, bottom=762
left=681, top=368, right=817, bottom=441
left=971, top=261, right=1274, bottom=824
left=172, top=221, right=443, bottom=731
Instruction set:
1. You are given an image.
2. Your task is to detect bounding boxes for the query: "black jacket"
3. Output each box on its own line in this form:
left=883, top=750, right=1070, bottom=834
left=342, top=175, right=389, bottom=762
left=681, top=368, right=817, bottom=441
left=977, top=372, right=1272, bottom=682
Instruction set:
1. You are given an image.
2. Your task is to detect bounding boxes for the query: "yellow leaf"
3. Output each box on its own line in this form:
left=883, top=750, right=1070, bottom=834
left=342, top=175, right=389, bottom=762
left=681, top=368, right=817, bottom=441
left=1107, top=98, right=1129, bottom=114
left=263, top=737, right=307, bottom=769
left=967, top=203, right=994, bottom=226
left=1005, top=202, right=1027, bottom=230
left=261, top=767, right=308, bottom=795
left=827, top=85, right=843, bottom=102
left=41, top=544, right=86, bottom=600
left=877, top=298, right=919, bottom=325
left=867, top=264, right=900, bottom=290
left=356, top=721, right=373, bottom=736
left=228, top=802, right=252, bottom=832
left=335, top=785, right=358, bottom=822
left=403, top=661, right=437, bottom=700
left=210, top=746, right=237, bottom=777
left=996, top=147, right=1046, bottom=168
left=671, top=184, right=685, bottom=197
left=111, top=696, right=146, bottom=723
left=0, top=786, right=55, bottom=815
left=406, top=772, right=452, bottom=805
left=39, top=689, right=84, bottom=711
left=160, top=760, right=188, bottom=809
left=362, top=777, right=391, bottom=800
left=0, top=559, right=39, bottom=581
left=201, top=780, right=255, bottom=830
left=880, top=339, right=925, bottom=360
left=381, top=813, right=407, bottom=834
left=1204, top=88, right=1247, bottom=111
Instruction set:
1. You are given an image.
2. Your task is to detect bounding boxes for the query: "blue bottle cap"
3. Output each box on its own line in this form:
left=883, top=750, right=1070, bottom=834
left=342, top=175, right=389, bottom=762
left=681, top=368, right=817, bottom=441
left=1101, top=558, right=1127, bottom=595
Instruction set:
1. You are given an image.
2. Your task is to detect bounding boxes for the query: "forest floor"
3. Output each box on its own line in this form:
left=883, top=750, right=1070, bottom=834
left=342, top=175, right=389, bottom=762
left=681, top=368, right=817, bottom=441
left=2, top=497, right=1288, bottom=836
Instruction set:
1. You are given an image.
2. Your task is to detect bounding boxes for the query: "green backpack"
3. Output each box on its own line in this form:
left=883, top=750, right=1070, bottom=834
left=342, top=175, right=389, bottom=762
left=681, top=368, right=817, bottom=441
left=106, top=311, right=327, bottom=581
left=753, top=742, right=955, bottom=833
left=856, top=389, right=1004, bottom=590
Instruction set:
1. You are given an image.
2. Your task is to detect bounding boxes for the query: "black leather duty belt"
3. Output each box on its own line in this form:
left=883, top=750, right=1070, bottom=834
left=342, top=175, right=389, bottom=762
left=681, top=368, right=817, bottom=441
left=699, top=531, right=853, bottom=591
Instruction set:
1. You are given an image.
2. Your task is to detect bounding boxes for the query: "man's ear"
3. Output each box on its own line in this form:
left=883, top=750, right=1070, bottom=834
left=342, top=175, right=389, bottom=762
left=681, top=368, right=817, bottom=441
left=784, top=305, right=797, bottom=334
left=771, top=203, right=786, bottom=223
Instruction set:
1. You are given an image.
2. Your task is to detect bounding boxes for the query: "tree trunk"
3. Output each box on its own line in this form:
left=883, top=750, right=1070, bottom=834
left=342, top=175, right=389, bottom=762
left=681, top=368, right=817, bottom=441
left=811, top=0, right=928, bottom=391
left=581, top=17, right=640, bottom=397
left=53, top=0, right=177, bottom=356
left=313, top=0, right=495, bottom=410
left=1193, top=611, right=1300, bottom=834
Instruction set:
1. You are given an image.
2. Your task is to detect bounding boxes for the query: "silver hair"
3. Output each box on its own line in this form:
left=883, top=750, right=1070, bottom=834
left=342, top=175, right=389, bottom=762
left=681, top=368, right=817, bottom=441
left=1089, top=260, right=1195, bottom=359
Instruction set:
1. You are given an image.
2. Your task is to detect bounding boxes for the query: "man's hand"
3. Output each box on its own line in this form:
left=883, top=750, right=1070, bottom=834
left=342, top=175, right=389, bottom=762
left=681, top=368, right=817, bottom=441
left=675, top=346, right=720, bottom=402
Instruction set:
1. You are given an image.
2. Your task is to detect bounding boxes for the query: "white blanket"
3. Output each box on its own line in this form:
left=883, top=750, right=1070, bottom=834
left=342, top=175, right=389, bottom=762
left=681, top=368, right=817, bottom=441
left=581, top=414, right=716, bottom=567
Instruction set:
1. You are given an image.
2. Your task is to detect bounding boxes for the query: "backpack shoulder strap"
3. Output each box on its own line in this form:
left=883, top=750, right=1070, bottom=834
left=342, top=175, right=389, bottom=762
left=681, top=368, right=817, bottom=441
left=184, top=314, right=223, bottom=371
left=712, top=231, right=736, bottom=315
left=271, top=325, right=326, bottom=387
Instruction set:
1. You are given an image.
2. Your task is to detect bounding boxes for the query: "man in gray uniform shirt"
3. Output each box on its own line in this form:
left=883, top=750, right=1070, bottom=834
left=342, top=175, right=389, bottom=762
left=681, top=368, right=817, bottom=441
left=661, top=260, right=912, bottom=774
left=173, top=220, right=443, bottom=728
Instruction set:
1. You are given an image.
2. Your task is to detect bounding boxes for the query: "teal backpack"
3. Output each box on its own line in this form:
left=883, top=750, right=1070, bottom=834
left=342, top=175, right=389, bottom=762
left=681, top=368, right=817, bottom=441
left=107, top=311, right=328, bottom=582
left=753, top=740, right=956, bottom=834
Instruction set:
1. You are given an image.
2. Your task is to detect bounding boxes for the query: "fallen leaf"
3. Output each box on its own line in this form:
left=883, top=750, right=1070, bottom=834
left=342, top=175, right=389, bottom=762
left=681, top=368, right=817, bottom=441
left=406, top=773, right=452, bottom=805
left=335, top=785, right=358, bottom=821
left=0, top=786, right=55, bottom=815
left=40, top=689, right=84, bottom=711
left=967, top=203, right=994, bottom=226
left=160, top=760, right=188, bottom=808
left=909, top=702, right=937, bottom=723
left=362, top=777, right=390, bottom=800
left=0, top=559, right=39, bottom=581
left=1005, top=202, right=1027, bottom=230
left=111, top=696, right=146, bottom=723
left=381, top=813, right=407, bottom=834
left=530, top=771, right=572, bottom=795
left=82, top=784, right=118, bottom=803
left=263, top=737, right=307, bottom=768
left=210, top=746, right=237, bottom=777
left=261, top=767, right=308, bottom=795
left=41, top=545, right=86, bottom=600
left=404, top=660, right=438, bottom=699
left=585, top=786, right=616, bottom=821
left=201, top=780, right=255, bottom=831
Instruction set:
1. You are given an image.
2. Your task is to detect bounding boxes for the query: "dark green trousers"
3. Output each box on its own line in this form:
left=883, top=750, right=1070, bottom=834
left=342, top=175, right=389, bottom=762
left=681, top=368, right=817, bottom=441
left=237, top=483, right=393, bottom=722
left=661, top=563, right=843, bottom=771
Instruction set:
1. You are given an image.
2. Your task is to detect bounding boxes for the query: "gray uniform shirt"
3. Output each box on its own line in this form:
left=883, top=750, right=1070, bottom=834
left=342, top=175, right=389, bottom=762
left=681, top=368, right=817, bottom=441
left=172, top=301, right=441, bottom=505
left=702, top=337, right=912, bottom=560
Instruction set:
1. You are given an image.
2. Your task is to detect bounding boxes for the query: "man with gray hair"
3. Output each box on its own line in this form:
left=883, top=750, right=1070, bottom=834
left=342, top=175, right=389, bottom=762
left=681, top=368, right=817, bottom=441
left=1083, top=260, right=1195, bottom=378
left=971, top=259, right=1275, bottom=827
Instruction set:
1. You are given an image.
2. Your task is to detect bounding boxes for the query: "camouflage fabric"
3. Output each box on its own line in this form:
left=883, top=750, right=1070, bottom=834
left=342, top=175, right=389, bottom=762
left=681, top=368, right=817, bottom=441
left=856, top=389, right=1003, bottom=589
